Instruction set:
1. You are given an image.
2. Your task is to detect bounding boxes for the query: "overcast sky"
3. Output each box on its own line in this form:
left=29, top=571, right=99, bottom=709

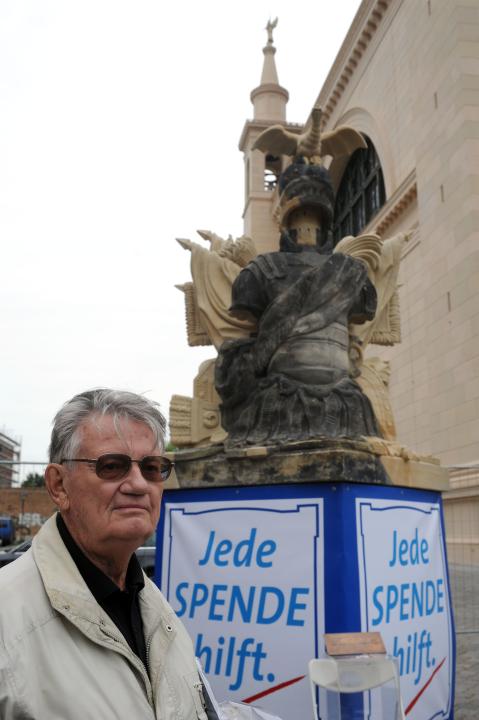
left=0, top=0, right=362, bottom=469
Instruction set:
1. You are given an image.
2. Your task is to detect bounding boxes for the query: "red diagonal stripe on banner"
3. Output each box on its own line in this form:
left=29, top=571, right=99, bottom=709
left=242, top=675, right=306, bottom=704
left=405, top=657, right=446, bottom=715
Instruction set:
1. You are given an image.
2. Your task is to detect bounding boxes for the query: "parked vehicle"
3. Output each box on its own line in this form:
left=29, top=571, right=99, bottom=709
left=0, top=539, right=31, bottom=568
left=135, top=533, right=156, bottom=578
left=0, top=536, right=157, bottom=577
left=0, top=516, right=15, bottom=546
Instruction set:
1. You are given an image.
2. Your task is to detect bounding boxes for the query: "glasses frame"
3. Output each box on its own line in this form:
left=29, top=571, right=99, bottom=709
left=60, top=453, right=174, bottom=482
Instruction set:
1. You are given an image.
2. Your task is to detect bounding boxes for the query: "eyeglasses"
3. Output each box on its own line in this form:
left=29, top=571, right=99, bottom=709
left=60, top=453, right=173, bottom=483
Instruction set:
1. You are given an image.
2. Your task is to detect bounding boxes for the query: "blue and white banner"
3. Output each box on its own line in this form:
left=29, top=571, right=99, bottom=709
left=158, top=493, right=324, bottom=719
left=157, top=484, right=454, bottom=720
left=356, top=498, right=454, bottom=719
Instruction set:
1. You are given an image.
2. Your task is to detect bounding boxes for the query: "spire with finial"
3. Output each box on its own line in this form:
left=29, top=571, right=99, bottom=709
left=250, top=17, right=289, bottom=121
left=261, top=17, right=279, bottom=84
left=239, top=18, right=300, bottom=253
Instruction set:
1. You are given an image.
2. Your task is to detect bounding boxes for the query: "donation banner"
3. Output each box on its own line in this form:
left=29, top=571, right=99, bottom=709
left=356, top=498, right=454, bottom=719
left=157, top=489, right=324, bottom=719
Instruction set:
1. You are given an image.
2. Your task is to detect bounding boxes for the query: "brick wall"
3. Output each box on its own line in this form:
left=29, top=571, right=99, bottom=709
left=0, top=488, right=56, bottom=536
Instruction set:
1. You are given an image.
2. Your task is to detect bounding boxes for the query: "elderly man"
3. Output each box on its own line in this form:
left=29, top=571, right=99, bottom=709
left=0, top=388, right=214, bottom=719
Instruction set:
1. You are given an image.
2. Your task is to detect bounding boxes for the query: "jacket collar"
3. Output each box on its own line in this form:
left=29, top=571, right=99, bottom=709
left=55, top=513, right=145, bottom=604
left=32, top=514, right=178, bottom=707
left=32, top=515, right=175, bottom=648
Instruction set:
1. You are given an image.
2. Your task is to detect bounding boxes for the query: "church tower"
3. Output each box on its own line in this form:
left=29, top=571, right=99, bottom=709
left=238, top=20, right=303, bottom=254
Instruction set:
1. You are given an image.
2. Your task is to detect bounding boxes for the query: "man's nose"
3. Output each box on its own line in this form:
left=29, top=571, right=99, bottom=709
left=122, top=462, right=148, bottom=491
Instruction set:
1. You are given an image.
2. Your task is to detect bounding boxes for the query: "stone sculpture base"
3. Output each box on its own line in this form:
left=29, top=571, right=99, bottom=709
left=167, top=437, right=449, bottom=491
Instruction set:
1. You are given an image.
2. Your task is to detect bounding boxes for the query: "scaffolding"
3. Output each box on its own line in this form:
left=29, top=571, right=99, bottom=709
left=0, top=430, right=21, bottom=488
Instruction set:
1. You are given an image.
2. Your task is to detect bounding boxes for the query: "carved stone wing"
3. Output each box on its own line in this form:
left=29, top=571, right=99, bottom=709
left=335, top=232, right=408, bottom=347
left=321, top=126, right=367, bottom=159
left=253, top=112, right=365, bottom=163
left=175, top=283, right=211, bottom=347
left=334, top=233, right=382, bottom=277
left=177, top=232, right=258, bottom=350
left=252, top=125, right=300, bottom=157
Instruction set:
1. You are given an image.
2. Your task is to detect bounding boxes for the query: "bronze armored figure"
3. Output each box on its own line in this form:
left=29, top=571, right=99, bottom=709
left=216, top=123, right=381, bottom=446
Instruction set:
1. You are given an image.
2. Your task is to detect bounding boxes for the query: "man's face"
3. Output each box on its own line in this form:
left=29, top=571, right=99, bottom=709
left=60, top=414, right=163, bottom=556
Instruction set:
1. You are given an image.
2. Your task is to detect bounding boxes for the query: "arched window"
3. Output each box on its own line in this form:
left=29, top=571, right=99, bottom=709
left=264, top=153, right=281, bottom=191
left=333, top=135, right=386, bottom=242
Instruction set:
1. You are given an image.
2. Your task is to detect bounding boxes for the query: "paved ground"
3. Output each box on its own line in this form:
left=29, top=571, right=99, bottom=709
left=455, top=633, right=479, bottom=719
left=449, top=564, right=479, bottom=719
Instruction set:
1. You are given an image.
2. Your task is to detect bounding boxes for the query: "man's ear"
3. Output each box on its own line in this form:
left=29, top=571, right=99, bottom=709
left=44, top=464, right=70, bottom=511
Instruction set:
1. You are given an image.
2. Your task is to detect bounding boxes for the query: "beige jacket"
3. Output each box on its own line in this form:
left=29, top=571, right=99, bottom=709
left=0, top=515, right=207, bottom=720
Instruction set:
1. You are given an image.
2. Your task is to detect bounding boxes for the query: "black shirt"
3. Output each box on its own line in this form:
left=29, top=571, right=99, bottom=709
left=56, top=513, right=148, bottom=669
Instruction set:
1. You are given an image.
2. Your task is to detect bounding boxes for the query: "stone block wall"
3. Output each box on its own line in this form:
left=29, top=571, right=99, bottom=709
left=316, top=0, right=479, bottom=467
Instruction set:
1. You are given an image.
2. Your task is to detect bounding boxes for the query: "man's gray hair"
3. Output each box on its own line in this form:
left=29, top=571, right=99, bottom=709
left=49, top=388, right=167, bottom=463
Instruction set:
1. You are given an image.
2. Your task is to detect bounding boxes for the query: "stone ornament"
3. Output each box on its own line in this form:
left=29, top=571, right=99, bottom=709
left=176, top=231, right=257, bottom=350
left=265, top=17, right=278, bottom=46
left=171, top=113, right=408, bottom=448
left=335, top=231, right=407, bottom=347
left=252, top=106, right=367, bottom=166
left=356, top=358, right=397, bottom=441
left=170, top=360, right=227, bottom=448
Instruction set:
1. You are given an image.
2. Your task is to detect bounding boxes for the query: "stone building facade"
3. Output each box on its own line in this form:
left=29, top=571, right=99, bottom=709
left=240, top=0, right=479, bottom=557
left=315, top=0, right=479, bottom=468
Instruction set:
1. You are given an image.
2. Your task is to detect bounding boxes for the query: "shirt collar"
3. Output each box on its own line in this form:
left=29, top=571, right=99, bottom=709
left=56, top=513, right=145, bottom=603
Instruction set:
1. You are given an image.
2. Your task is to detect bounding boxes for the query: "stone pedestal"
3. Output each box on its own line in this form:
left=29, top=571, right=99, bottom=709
left=160, top=438, right=453, bottom=717
left=167, top=437, right=450, bottom=492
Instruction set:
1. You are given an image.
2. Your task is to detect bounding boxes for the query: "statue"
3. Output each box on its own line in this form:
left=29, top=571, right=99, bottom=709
left=252, top=106, right=369, bottom=166
left=215, top=144, right=382, bottom=446
left=172, top=107, right=408, bottom=452
left=266, top=18, right=278, bottom=46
